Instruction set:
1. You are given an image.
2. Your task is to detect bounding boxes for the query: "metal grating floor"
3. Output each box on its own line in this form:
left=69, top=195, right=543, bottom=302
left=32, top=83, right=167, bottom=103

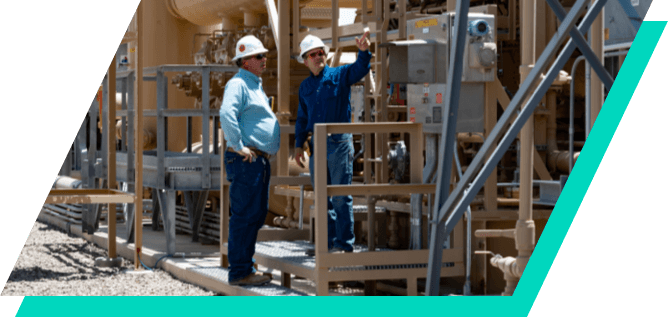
left=187, top=266, right=307, bottom=296
left=251, top=241, right=454, bottom=272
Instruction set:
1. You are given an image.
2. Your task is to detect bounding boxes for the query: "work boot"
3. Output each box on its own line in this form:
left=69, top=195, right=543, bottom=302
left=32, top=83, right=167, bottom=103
left=229, top=272, right=272, bottom=286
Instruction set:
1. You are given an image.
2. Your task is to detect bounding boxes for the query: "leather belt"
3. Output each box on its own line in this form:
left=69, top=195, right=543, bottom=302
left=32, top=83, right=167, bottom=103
left=227, top=147, right=272, bottom=160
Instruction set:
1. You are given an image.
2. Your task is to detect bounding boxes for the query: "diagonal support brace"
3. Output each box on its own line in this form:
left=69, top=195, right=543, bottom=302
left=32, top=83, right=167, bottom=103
left=425, top=0, right=471, bottom=296
left=545, top=0, right=614, bottom=90
left=436, top=0, right=595, bottom=228
left=616, top=0, right=643, bottom=31
left=435, top=0, right=607, bottom=231
left=440, top=0, right=609, bottom=234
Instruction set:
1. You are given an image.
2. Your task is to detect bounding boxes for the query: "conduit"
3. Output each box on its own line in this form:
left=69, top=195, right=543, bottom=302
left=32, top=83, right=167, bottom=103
left=569, top=50, right=628, bottom=173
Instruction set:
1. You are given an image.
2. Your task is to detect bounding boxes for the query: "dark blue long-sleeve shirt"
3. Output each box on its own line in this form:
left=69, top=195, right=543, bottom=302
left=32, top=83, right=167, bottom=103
left=295, top=50, right=372, bottom=147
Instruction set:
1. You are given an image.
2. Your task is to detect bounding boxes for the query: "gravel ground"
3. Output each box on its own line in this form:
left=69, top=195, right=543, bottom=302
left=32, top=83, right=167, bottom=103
left=2, top=220, right=218, bottom=296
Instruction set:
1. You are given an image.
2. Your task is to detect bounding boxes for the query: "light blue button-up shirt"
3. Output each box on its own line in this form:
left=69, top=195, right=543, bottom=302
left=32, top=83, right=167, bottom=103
left=220, top=69, right=280, bottom=155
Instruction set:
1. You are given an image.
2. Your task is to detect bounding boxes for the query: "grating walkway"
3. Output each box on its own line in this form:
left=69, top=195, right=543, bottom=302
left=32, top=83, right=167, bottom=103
left=250, top=241, right=453, bottom=272
left=188, top=267, right=307, bottom=296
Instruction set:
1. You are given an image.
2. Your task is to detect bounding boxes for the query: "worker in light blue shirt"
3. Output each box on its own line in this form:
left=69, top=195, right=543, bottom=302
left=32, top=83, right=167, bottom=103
left=294, top=32, right=371, bottom=255
left=219, top=35, right=279, bottom=286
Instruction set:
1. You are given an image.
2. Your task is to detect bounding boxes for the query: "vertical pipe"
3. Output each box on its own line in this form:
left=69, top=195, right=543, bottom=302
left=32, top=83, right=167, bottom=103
left=108, top=57, right=117, bottom=259
left=134, top=2, right=144, bottom=270
left=278, top=0, right=290, bottom=177
left=519, top=0, right=535, bottom=222
left=332, top=0, right=339, bottom=49
left=590, top=0, right=604, bottom=134
left=381, top=0, right=389, bottom=183
left=292, top=0, right=300, bottom=55
left=569, top=56, right=585, bottom=173
left=220, top=135, right=229, bottom=267
left=516, top=0, right=536, bottom=289
left=363, top=0, right=372, bottom=186
left=585, top=58, right=591, bottom=138
left=202, top=67, right=211, bottom=188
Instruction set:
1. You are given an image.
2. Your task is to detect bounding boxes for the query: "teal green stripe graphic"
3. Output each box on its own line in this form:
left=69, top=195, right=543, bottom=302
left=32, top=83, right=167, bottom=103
left=514, top=20, right=666, bottom=314
left=14, top=22, right=666, bottom=317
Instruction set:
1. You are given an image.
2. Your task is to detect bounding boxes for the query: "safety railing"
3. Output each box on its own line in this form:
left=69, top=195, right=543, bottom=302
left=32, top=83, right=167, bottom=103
left=311, top=122, right=463, bottom=295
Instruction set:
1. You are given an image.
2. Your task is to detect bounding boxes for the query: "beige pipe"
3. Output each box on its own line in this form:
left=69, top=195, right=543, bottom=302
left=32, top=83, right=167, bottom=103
left=516, top=0, right=537, bottom=279
left=475, top=229, right=515, bottom=239
left=457, top=133, right=484, bottom=144
left=490, top=255, right=521, bottom=279
left=548, top=150, right=580, bottom=173
left=519, top=0, right=535, bottom=225
left=490, top=255, right=521, bottom=296
left=489, top=0, right=537, bottom=296
left=166, top=0, right=312, bottom=27
left=115, top=120, right=156, bottom=150
left=590, top=0, right=604, bottom=130
left=53, top=176, right=83, bottom=189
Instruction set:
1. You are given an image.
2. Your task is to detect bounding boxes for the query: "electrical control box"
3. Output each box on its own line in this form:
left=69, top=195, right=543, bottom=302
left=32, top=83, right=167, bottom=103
left=388, top=12, right=496, bottom=84
left=406, top=83, right=484, bottom=134
left=387, top=12, right=493, bottom=133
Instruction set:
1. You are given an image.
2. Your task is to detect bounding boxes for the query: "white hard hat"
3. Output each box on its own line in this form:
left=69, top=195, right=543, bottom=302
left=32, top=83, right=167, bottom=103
left=298, top=34, right=330, bottom=64
left=232, top=35, right=269, bottom=62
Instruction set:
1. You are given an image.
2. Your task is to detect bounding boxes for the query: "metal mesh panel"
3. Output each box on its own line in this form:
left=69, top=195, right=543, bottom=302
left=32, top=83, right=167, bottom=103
left=188, top=267, right=308, bottom=296
left=252, top=241, right=454, bottom=272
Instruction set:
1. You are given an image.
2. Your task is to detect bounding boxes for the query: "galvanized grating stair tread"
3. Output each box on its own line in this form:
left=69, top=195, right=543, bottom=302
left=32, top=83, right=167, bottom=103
left=250, top=241, right=453, bottom=272
left=188, top=266, right=307, bottom=296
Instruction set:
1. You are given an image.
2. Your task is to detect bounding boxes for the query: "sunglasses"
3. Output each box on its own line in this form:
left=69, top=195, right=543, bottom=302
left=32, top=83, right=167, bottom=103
left=245, top=54, right=266, bottom=60
left=307, top=50, right=326, bottom=59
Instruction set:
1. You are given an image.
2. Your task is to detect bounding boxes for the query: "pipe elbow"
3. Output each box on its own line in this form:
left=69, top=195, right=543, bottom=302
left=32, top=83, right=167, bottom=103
left=490, top=255, right=522, bottom=279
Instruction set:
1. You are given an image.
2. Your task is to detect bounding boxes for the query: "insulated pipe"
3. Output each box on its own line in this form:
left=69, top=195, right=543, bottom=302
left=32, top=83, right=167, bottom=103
left=166, top=0, right=313, bottom=27
left=116, top=120, right=156, bottom=150
left=166, top=0, right=263, bottom=26
left=53, top=176, right=83, bottom=189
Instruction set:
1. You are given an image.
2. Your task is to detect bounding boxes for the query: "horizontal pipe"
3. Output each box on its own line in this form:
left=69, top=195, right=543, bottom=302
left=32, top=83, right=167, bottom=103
left=53, top=176, right=83, bottom=189
left=475, top=229, right=515, bottom=239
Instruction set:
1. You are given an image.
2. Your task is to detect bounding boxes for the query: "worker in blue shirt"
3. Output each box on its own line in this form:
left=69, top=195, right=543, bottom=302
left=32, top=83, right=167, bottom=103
left=220, top=35, right=280, bottom=285
left=294, top=31, right=371, bottom=255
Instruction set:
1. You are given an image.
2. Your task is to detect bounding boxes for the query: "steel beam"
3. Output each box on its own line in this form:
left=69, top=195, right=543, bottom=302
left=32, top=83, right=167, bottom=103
left=425, top=0, right=471, bottom=296
left=435, top=0, right=594, bottom=228
left=545, top=0, right=613, bottom=90
left=426, top=0, right=608, bottom=293
left=440, top=0, right=608, bottom=231
left=202, top=67, right=211, bottom=189
left=157, top=189, right=177, bottom=255
left=616, top=0, right=643, bottom=31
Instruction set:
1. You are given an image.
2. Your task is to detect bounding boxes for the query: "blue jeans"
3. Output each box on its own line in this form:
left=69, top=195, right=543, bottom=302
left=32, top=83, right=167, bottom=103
left=309, top=133, right=354, bottom=251
left=224, top=151, right=271, bottom=282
